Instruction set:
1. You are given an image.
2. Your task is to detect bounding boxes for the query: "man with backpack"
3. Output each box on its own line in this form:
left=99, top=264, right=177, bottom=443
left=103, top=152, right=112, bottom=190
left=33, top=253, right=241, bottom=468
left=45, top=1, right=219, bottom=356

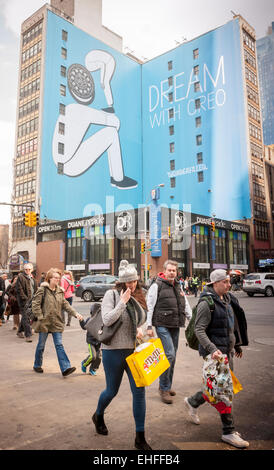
left=146, top=260, right=191, bottom=404
left=184, top=269, right=249, bottom=448
left=16, top=263, right=37, bottom=342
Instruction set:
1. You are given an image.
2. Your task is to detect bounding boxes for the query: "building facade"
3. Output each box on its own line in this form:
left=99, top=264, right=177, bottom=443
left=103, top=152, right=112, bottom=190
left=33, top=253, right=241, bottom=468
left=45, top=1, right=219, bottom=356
left=11, top=3, right=270, bottom=278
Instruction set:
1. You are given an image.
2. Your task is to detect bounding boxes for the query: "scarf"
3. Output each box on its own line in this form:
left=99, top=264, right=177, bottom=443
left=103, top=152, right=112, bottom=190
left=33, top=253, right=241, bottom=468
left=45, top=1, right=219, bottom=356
left=126, top=297, right=142, bottom=341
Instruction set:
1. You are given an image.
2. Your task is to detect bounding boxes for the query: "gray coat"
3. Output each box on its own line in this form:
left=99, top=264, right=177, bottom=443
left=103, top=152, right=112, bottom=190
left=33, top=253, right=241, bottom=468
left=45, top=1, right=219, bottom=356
left=101, top=289, right=146, bottom=350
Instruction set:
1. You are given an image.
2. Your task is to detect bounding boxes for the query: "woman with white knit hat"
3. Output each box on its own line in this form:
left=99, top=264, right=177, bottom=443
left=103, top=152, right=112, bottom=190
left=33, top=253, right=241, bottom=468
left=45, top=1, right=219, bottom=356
left=92, top=260, right=151, bottom=450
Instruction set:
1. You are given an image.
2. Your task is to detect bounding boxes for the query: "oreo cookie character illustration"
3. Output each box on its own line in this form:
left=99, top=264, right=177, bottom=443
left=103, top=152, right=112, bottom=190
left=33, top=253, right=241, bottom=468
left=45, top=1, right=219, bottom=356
left=52, top=50, right=137, bottom=189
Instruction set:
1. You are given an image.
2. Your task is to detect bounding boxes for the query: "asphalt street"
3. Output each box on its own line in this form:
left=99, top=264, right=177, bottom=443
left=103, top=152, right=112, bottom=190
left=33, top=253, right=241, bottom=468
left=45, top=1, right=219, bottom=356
left=0, top=291, right=273, bottom=453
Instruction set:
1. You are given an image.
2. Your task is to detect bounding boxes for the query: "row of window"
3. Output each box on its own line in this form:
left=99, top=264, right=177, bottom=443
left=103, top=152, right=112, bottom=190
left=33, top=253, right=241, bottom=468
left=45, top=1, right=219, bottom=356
left=250, top=142, right=263, bottom=160
left=244, top=49, right=256, bottom=69
left=243, top=30, right=255, bottom=52
left=12, top=222, right=34, bottom=240
left=245, top=66, right=257, bottom=86
left=253, top=202, right=267, bottom=220
left=249, top=122, right=262, bottom=141
left=255, top=221, right=269, bottom=240
left=21, top=59, right=41, bottom=82
left=17, top=138, right=38, bottom=157
left=22, top=22, right=42, bottom=46
left=15, top=179, right=36, bottom=197
left=248, top=103, right=261, bottom=123
left=22, top=40, right=42, bottom=63
left=18, top=117, right=39, bottom=138
left=253, top=182, right=265, bottom=199
left=20, top=77, right=40, bottom=99
left=15, top=159, right=37, bottom=177
left=66, top=235, right=112, bottom=266
left=167, top=48, right=199, bottom=71
left=247, top=85, right=259, bottom=105
left=251, top=162, right=264, bottom=179
left=19, top=97, right=39, bottom=119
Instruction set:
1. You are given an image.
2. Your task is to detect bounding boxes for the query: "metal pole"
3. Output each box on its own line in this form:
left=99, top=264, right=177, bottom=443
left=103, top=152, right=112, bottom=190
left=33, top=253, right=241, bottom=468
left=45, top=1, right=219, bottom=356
left=144, top=205, right=148, bottom=284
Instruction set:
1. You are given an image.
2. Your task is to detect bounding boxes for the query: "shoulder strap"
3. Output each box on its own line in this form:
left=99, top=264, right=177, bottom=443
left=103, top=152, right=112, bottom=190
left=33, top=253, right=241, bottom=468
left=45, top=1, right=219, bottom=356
left=198, top=295, right=215, bottom=311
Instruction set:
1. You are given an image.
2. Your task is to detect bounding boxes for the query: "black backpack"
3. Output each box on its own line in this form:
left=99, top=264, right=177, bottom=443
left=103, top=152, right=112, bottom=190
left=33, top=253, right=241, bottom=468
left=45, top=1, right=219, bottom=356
left=185, top=296, right=215, bottom=350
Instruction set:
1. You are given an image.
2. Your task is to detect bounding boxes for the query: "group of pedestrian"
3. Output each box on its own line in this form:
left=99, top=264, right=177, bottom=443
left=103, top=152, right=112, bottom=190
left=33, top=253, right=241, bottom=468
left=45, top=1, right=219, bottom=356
left=90, top=259, right=249, bottom=450
left=179, top=275, right=200, bottom=297
left=1, top=258, right=249, bottom=450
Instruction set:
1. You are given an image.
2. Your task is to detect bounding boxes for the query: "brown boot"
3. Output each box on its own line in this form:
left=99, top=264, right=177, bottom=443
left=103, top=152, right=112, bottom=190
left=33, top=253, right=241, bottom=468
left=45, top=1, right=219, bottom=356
left=159, top=389, right=173, bottom=404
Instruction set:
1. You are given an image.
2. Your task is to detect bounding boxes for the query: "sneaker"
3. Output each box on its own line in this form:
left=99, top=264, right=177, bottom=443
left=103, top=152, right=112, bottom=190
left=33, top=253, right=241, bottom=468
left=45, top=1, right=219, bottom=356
left=110, top=176, right=138, bottom=189
left=25, top=336, right=32, bottom=342
left=222, top=432, right=249, bottom=448
left=184, top=397, right=200, bottom=425
left=159, top=389, right=173, bottom=404
left=62, top=367, right=76, bottom=377
left=89, top=369, right=96, bottom=376
left=17, top=332, right=24, bottom=338
left=81, top=361, right=87, bottom=373
left=33, top=367, right=43, bottom=373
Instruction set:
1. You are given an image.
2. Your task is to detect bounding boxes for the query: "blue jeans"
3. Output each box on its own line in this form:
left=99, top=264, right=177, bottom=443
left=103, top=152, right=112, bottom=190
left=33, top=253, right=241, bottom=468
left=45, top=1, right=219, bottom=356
left=34, top=332, right=71, bottom=373
left=96, top=349, right=146, bottom=432
left=156, top=326, right=180, bottom=391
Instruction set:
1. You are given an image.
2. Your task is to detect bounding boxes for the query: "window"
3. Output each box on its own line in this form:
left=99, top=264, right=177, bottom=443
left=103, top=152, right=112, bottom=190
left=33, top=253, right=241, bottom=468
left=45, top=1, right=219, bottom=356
left=195, top=116, right=201, bottom=128
left=170, top=177, right=176, bottom=188
left=58, top=142, right=64, bottom=154
left=168, top=60, right=173, bottom=70
left=193, top=65, right=199, bottom=76
left=194, top=81, right=200, bottom=92
left=170, top=160, right=175, bottom=170
left=195, top=98, right=200, bottom=109
left=169, top=142, right=175, bottom=153
left=168, top=76, right=173, bottom=86
left=61, top=47, right=67, bottom=59
left=198, top=171, right=204, bottom=182
left=62, top=30, right=68, bottom=41
left=196, top=134, right=202, bottom=145
left=60, top=84, right=66, bottom=96
left=193, top=48, right=199, bottom=60
left=168, top=108, right=174, bottom=119
left=59, top=103, right=66, bottom=115
left=61, top=65, right=67, bottom=77
left=168, top=92, right=173, bottom=102
left=169, top=125, right=174, bottom=136
left=197, top=152, right=203, bottom=163
left=58, top=122, right=65, bottom=135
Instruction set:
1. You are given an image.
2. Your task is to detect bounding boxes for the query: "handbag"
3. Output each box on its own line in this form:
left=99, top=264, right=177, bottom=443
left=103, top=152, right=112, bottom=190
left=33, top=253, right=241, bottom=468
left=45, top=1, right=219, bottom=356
left=85, top=291, right=123, bottom=345
left=126, top=338, right=170, bottom=387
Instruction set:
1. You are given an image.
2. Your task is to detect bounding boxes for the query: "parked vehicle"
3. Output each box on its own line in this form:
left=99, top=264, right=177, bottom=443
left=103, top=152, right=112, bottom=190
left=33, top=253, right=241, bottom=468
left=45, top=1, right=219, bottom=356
left=243, top=273, right=274, bottom=297
left=75, top=274, right=118, bottom=302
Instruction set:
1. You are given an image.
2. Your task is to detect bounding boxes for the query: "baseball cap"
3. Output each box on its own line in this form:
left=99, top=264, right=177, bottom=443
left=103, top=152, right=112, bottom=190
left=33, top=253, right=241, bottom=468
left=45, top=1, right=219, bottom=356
left=206, top=269, right=229, bottom=285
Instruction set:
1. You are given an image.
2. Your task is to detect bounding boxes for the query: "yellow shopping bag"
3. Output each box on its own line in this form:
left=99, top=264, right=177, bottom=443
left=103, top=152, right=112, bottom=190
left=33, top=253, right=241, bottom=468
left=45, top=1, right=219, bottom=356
left=230, top=369, right=243, bottom=394
left=126, top=338, right=170, bottom=387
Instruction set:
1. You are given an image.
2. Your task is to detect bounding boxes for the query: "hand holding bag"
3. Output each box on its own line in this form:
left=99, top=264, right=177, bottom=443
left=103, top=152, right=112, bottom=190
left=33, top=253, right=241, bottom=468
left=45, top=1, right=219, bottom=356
left=126, top=338, right=170, bottom=387
left=85, top=291, right=123, bottom=345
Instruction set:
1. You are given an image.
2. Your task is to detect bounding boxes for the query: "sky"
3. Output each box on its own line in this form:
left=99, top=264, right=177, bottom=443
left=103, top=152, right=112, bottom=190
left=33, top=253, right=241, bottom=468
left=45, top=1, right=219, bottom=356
left=0, top=0, right=273, bottom=225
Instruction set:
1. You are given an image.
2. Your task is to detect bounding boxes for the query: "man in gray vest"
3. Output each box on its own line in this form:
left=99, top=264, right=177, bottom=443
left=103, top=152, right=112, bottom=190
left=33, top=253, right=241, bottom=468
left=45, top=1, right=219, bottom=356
left=184, top=269, right=249, bottom=448
left=146, top=260, right=188, bottom=404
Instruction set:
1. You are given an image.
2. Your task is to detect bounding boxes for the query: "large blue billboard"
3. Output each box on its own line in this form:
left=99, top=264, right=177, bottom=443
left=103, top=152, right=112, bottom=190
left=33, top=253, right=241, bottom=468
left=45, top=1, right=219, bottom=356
left=142, top=19, right=251, bottom=221
left=41, top=10, right=142, bottom=221
left=41, top=13, right=251, bottom=222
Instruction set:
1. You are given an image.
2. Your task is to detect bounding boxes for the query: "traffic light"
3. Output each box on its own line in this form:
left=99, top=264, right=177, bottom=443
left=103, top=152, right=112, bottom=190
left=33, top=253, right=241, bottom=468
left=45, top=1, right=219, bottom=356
left=211, top=220, right=216, bottom=232
left=23, top=212, right=31, bottom=227
left=168, top=226, right=171, bottom=237
left=141, top=242, right=146, bottom=253
left=30, top=212, right=39, bottom=227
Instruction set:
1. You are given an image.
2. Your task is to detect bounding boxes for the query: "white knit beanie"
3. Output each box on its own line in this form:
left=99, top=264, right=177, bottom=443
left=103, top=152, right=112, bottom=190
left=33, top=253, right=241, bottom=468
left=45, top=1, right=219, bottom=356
left=118, top=260, right=138, bottom=283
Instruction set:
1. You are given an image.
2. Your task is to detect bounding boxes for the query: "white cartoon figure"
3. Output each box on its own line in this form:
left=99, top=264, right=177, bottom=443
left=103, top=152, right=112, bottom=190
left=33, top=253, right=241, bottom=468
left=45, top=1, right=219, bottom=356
left=52, top=50, right=137, bottom=189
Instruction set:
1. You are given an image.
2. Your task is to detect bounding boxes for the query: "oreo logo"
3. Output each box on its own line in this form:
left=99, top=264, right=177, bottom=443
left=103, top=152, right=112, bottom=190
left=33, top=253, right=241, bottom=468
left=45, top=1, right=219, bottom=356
left=68, top=64, right=95, bottom=105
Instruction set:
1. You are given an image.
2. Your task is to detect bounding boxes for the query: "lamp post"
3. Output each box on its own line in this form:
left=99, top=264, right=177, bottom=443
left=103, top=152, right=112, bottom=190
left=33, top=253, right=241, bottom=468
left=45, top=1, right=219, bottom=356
left=143, top=184, right=164, bottom=284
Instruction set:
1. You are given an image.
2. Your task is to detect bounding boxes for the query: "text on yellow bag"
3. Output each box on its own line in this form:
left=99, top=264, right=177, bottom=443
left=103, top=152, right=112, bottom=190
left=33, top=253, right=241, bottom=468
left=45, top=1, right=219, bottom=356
left=126, top=338, right=170, bottom=387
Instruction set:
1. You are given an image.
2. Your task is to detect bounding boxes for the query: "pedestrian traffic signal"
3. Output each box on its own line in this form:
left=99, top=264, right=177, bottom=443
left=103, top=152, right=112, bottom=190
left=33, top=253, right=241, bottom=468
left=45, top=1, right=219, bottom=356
left=141, top=242, right=146, bottom=253
left=23, top=212, right=31, bottom=227
left=211, top=221, right=215, bottom=232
